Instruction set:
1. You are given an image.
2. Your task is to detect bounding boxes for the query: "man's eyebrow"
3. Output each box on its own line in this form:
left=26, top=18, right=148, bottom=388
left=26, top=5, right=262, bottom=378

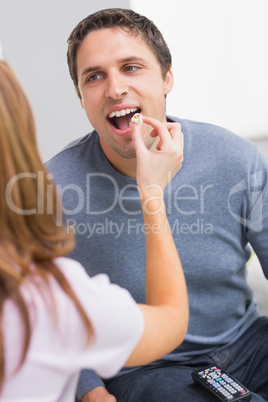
left=81, top=56, right=147, bottom=77
left=118, top=56, right=147, bottom=64
left=81, top=66, right=101, bottom=77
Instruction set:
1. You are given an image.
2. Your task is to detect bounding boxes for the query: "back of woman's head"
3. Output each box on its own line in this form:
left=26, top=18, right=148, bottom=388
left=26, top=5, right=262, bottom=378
left=0, top=61, right=74, bottom=269
left=0, top=62, right=92, bottom=392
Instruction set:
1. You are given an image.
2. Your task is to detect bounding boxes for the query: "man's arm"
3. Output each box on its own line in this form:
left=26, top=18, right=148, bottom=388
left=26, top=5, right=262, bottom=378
left=80, top=386, right=116, bottom=402
left=76, top=369, right=116, bottom=402
left=245, top=151, right=268, bottom=276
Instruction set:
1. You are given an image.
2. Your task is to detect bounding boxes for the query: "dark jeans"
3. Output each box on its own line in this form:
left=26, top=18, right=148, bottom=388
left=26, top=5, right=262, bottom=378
left=105, top=317, right=268, bottom=401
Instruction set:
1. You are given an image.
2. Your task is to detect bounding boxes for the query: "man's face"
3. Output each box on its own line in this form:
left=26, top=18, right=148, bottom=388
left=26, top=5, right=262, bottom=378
left=76, top=27, right=173, bottom=159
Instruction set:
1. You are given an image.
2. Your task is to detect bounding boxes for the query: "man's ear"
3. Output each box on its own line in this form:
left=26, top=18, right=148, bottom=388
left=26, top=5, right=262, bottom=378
left=80, top=98, right=85, bottom=109
left=163, top=67, right=174, bottom=95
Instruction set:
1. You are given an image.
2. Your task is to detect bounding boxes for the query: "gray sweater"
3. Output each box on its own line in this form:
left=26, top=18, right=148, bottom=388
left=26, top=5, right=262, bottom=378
left=46, top=116, right=268, bottom=395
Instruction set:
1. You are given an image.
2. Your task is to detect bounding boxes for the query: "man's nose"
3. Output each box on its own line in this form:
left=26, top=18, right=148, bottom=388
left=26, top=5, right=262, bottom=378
left=105, top=73, right=128, bottom=99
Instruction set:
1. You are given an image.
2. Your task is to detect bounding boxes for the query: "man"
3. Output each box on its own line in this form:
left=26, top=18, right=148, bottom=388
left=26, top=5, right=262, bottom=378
left=46, top=8, right=268, bottom=402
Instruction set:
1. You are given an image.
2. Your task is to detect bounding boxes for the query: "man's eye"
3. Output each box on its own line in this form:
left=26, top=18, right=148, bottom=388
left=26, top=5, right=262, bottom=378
left=124, top=66, right=138, bottom=72
left=87, top=74, right=102, bottom=82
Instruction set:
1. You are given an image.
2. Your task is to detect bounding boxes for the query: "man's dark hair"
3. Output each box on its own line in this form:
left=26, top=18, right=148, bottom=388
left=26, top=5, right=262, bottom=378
left=67, top=8, right=172, bottom=98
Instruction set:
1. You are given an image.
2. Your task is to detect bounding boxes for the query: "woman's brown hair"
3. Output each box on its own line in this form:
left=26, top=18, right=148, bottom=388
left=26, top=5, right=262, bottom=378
left=0, top=61, right=93, bottom=392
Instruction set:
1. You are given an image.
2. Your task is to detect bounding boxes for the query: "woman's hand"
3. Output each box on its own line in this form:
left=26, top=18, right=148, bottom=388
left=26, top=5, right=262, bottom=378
left=131, top=116, right=183, bottom=210
left=131, top=116, right=183, bottom=197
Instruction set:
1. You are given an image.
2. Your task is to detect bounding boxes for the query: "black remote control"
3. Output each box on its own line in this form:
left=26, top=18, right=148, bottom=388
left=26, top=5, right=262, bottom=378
left=191, top=366, right=252, bottom=401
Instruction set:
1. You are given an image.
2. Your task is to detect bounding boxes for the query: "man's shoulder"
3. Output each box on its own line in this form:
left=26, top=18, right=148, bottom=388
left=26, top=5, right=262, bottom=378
left=168, top=115, right=268, bottom=176
left=168, top=115, right=260, bottom=152
left=169, top=115, right=239, bottom=138
left=45, top=131, right=96, bottom=169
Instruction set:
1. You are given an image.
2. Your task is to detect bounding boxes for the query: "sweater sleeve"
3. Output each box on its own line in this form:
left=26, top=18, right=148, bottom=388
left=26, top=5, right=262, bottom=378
left=76, top=369, right=105, bottom=400
left=244, top=150, right=268, bottom=278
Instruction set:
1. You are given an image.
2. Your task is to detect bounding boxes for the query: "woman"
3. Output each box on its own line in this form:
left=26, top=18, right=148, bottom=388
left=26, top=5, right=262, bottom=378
left=0, top=61, right=188, bottom=401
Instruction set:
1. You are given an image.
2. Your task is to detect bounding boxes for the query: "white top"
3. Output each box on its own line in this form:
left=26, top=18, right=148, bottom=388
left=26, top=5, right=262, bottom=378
left=1, top=257, right=144, bottom=401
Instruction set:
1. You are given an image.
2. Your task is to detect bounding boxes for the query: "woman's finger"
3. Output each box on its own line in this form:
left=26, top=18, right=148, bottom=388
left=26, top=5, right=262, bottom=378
left=143, top=117, right=182, bottom=150
left=141, top=116, right=174, bottom=146
left=130, top=121, right=147, bottom=158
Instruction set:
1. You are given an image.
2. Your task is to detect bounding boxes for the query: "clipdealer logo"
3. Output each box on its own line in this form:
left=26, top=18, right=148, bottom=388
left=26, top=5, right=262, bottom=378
left=4, top=171, right=215, bottom=235
left=5, top=169, right=266, bottom=236
left=228, top=170, right=263, bottom=232
left=65, top=217, right=214, bottom=239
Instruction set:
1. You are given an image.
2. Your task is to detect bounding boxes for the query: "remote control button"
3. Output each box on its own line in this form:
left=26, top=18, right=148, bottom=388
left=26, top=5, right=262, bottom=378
left=219, top=387, right=229, bottom=395
left=208, top=379, right=215, bottom=384
left=233, top=384, right=243, bottom=391
left=225, top=377, right=234, bottom=383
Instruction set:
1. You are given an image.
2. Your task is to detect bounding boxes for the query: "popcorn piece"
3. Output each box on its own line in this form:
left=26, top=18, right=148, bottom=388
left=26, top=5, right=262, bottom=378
left=131, top=113, right=143, bottom=128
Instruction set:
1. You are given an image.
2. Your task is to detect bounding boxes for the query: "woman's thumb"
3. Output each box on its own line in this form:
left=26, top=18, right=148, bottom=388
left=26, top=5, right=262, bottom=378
left=131, top=122, right=146, bottom=157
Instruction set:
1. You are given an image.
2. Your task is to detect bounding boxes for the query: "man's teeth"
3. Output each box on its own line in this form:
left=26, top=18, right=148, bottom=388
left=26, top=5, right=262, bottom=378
left=108, top=108, right=139, bottom=118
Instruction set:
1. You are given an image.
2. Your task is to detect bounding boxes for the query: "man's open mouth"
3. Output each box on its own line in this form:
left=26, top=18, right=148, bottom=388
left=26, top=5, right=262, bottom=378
left=108, top=107, right=141, bottom=131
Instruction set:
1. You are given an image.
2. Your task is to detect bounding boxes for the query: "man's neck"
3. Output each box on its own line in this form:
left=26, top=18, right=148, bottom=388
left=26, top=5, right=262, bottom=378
left=99, top=138, right=137, bottom=178
left=107, top=153, right=137, bottom=179
left=99, top=136, right=159, bottom=178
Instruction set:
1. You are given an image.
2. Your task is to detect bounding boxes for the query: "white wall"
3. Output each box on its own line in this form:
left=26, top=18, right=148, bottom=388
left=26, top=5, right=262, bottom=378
left=131, top=0, right=268, bottom=139
left=1, top=0, right=267, bottom=163
left=0, top=0, right=130, bottom=162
